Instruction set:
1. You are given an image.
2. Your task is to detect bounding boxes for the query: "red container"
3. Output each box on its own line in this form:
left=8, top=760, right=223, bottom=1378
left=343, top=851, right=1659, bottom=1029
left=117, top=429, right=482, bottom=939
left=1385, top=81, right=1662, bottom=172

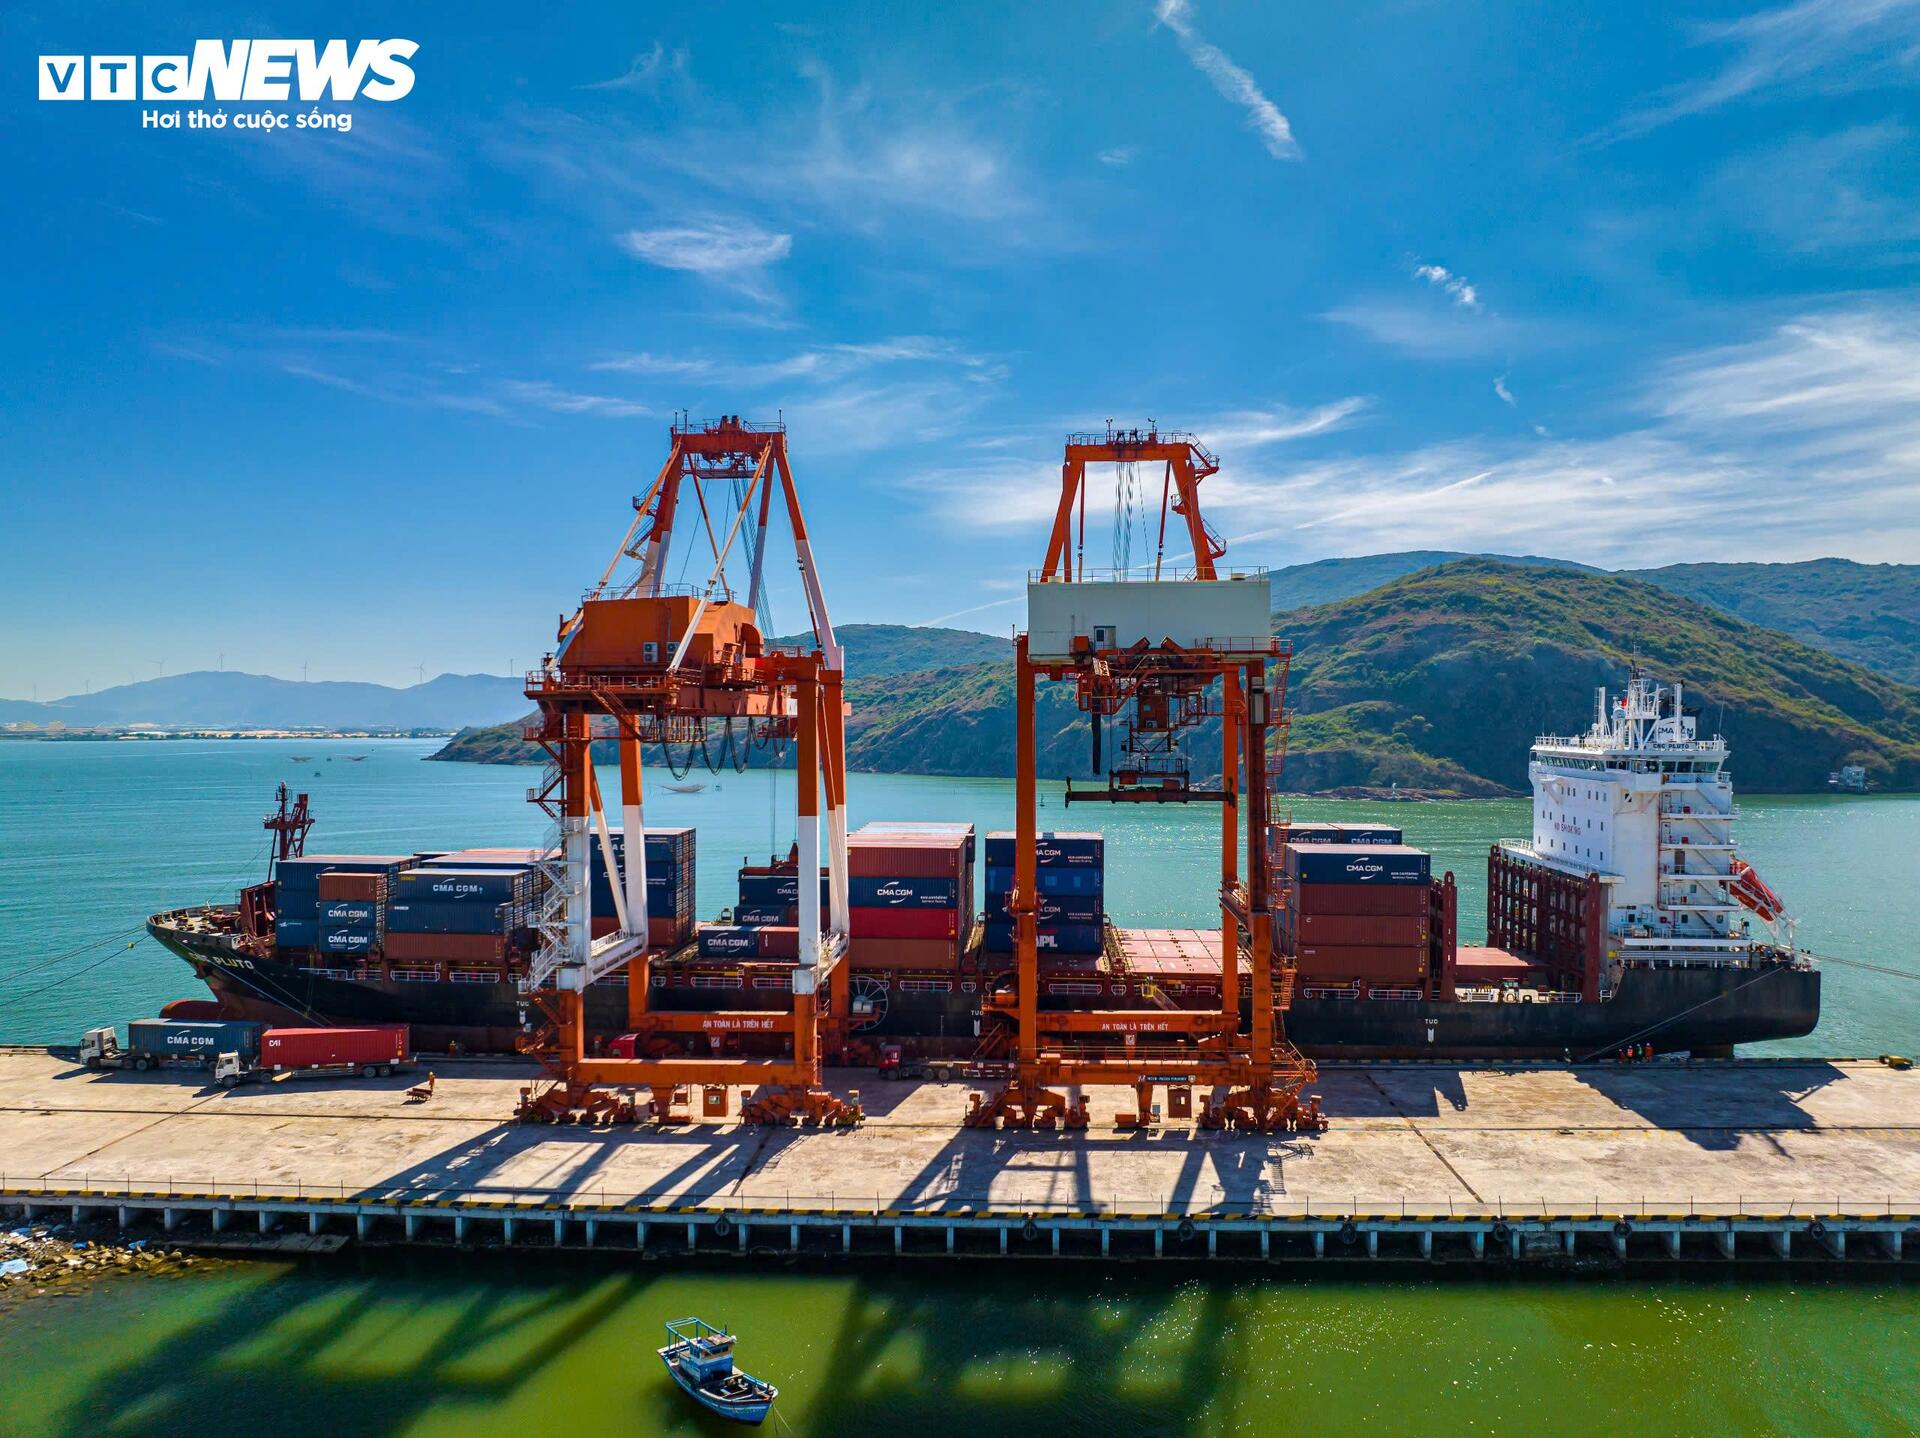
left=260, top=1025, right=409, bottom=1069
left=385, top=932, right=500, bottom=964
left=850, top=907, right=959, bottom=940
left=752, top=926, right=800, bottom=959
left=590, top=915, right=695, bottom=946
left=1290, top=913, right=1430, bottom=946
left=849, top=937, right=961, bottom=970
left=1294, top=943, right=1428, bottom=980
left=318, top=871, right=387, bottom=902
left=1286, top=881, right=1432, bottom=917
left=849, top=836, right=967, bottom=880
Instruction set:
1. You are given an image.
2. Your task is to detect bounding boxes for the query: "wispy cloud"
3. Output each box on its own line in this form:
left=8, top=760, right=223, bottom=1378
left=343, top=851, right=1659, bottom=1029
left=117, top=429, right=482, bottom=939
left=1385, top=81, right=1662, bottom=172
left=1702, top=122, right=1920, bottom=256
left=1098, top=145, right=1139, bottom=167
left=1199, top=398, right=1372, bottom=451
left=1604, top=0, right=1920, bottom=141
left=579, top=44, right=684, bottom=92
left=1494, top=375, right=1516, bottom=406
left=1413, top=262, right=1481, bottom=309
left=1221, top=306, right=1920, bottom=566
left=499, top=381, right=651, bottom=418
left=617, top=222, right=793, bottom=275
left=1322, top=299, right=1516, bottom=358
left=1154, top=0, right=1301, bottom=161
left=592, top=337, right=999, bottom=389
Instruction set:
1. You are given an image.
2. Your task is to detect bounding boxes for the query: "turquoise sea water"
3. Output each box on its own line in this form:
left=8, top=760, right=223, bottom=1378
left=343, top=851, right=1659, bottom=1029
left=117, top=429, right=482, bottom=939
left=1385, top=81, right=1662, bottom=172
left=2, top=740, right=1918, bottom=1435
left=0, top=738, right=1915, bottom=1053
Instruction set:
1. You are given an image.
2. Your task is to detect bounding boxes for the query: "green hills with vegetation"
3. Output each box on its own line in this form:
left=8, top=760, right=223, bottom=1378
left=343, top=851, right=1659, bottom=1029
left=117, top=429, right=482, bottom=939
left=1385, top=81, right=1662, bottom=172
left=432, top=561, right=1920, bottom=795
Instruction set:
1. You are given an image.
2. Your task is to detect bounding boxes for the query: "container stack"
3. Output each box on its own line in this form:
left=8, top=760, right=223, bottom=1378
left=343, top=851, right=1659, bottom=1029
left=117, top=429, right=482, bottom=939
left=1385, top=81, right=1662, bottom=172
left=696, top=860, right=824, bottom=960
left=589, top=828, right=698, bottom=947
left=848, top=822, right=973, bottom=970
left=272, top=855, right=410, bottom=951
left=1277, top=842, right=1432, bottom=992
left=386, top=867, right=534, bottom=965
left=982, top=831, right=1105, bottom=955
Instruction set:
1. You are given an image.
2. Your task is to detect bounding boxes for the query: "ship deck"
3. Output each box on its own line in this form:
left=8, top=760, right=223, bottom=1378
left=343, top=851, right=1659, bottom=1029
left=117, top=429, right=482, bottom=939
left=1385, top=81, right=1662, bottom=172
left=4, top=1048, right=1916, bottom=1265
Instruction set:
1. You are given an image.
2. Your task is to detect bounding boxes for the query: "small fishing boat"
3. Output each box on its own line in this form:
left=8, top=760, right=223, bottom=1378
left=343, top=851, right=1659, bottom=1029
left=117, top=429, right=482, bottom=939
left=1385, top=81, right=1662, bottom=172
left=664, top=781, right=707, bottom=794
left=658, top=1316, right=778, bottom=1426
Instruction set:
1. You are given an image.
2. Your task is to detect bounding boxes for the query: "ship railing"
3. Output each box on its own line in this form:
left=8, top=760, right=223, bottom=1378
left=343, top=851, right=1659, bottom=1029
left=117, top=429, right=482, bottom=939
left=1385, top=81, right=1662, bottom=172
left=11, top=1173, right=1913, bottom=1224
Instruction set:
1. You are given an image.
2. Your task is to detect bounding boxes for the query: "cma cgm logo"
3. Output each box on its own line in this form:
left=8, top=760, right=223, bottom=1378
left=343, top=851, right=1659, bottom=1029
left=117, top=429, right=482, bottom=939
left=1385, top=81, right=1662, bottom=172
left=38, top=40, right=417, bottom=101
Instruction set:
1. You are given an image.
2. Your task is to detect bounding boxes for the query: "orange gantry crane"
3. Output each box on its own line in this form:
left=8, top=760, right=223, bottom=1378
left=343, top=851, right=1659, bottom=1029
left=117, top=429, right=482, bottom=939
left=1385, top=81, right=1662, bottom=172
left=516, top=415, right=859, bottom=1126
left=966, top=425, right=1324, bottom=1133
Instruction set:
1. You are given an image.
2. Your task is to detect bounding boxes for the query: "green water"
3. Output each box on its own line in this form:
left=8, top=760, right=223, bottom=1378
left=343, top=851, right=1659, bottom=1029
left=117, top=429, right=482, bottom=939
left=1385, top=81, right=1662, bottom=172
left=4, top=741, right=1920, bottom=1434
left=1, top=739, right=1916, bottom=1052
left=1, top=1258, right=1916, bottom=1436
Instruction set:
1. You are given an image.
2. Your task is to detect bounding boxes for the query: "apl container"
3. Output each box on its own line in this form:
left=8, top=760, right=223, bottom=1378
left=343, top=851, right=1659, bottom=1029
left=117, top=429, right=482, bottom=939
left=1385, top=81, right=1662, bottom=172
left=983, top=866, right=1103, bottom=896
left=983, top=919, right=1103, bottom=954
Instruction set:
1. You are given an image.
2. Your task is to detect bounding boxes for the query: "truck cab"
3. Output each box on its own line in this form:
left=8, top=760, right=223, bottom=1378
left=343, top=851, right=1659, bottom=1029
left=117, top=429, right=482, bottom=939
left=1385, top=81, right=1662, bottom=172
left=79, top=1028, right=122, bottom=1069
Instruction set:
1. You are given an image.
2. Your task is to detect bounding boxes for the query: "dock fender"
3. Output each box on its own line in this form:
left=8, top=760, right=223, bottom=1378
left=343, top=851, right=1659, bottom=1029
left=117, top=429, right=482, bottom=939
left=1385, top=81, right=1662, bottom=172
left=1808, top=1219, right=1827, bottom=1239
left=1022, top=1217, right=1040, bottom=1243
left=1338, top=1219, right=1358, bottom=1245
left=713, top=1214, right=733, bottom=1239
left=1491, top=1221, right=1510, bottom=1245
left=1176, top=1217, right=1195, bottom=1243
left=1613, top=1219, right=1633, bottom=1239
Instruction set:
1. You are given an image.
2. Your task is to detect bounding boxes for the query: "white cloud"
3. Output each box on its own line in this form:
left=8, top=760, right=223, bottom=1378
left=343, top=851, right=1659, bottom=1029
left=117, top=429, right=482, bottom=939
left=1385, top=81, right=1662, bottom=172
left=1217, top=306, right=1920, bottom=566
left=1322, top=299, right=1514, bottom=357
left=1153, top=0, right=1301, bottom=161
left=617, top=223, right=792, bottom=275
left=580, top=44, right=685, bottom=92
left=1494, top=375, right=1516, bottom=406
left=499, top=381, right=651, bottom=418
left=1098, top=146, right=1139, bottom=167
left=1199, top=398, right=1371, bottom=451
left=1413, top=262, right=1481, bottom=309
left=1605, top=0, right=1920, bottom=140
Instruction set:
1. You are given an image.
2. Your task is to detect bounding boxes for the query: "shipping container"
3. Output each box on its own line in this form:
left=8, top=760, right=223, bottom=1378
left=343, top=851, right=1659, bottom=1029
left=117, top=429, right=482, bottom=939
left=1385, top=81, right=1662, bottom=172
left=983, top=892, right=1103, bottom=925
left=589, top=915, right=694, bottom=946
left=384, top=931, right=498, bottom=964
left=386, top=900, right=512, bottom=935
left=850, top=907, right=959, bottom=940
left=1283, top=844, right=1431, bottom=886
left=699, top=925, right=763, bottom=959
left=319, top=928, right=378, bottom=956
left=259, top=1025, right=409, bottom=1071
left=983, top=919, right=1104, bottom=953
left=1293, top=943, right=1429, bottom=979
left=273, top=919, right=318, bottom=949
left=1287, top=913, right=1430, bottom=946
left=848, top=876, right=958, bottom=909
left=317, top=871, right=388, bottom=903
left=127, top=1019, right=266, bottom=1062
left=854, top=821, right=976, bottom=863
left=849, top=938, right=963, bottom=970
left=847, top=836, right=968, bottom=880
left=982, top=866, right=1103, bottom=896
left=984, top=832, right=1104, bottom=868
left=393, top=867, right=533, bottom=905
left=1283, top=879, right=1434, bottom=917
left=738, top=871, right=830, bottom=907
left=319, top=899, right=381, bottom=927
left=733, top=903, right=794, bottom=926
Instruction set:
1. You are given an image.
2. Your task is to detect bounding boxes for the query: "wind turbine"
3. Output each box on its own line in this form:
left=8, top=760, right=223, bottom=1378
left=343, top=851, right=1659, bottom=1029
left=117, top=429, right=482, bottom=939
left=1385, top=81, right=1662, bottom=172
left=413, top=663, right=427, bottom=685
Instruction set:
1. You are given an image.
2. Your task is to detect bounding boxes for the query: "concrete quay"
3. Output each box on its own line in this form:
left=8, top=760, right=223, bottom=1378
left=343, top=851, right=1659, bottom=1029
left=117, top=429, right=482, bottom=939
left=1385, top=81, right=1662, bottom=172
left=3, top=1049, right=1917, bottom=1267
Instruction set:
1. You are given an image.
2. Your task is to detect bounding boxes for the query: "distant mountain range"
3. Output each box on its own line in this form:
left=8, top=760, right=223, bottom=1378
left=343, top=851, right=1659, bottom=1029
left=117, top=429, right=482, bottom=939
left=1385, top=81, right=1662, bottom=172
left=0, top=671, right=530, bottom=732
left=433, top=558, right=1920, bottom=795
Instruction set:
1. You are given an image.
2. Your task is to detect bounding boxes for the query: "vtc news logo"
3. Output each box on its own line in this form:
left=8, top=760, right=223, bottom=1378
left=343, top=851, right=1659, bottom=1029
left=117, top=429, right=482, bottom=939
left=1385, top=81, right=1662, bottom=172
left=38, top=39, right=417, bottom=102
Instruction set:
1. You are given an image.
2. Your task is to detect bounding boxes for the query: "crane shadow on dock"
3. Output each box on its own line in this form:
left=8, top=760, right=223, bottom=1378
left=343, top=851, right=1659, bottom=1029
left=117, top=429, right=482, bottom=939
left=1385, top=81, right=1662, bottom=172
left=1569, top=1061, right=1848, bottom=1151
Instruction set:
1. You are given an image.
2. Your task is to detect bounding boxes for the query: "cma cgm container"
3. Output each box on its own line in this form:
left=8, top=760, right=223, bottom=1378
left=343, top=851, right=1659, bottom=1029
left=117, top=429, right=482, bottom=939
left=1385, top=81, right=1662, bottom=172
left=984, top=832, right=1104, bottom=868
left=126, top=1018, right=266, bottom=1065
left=258, top=1025, right=410, bottom=1073
left=393, top=867, right=533, bottom=906
left=697, top=925, right=799, bottom=960
left=1284, top=844, right=1431, bottom=886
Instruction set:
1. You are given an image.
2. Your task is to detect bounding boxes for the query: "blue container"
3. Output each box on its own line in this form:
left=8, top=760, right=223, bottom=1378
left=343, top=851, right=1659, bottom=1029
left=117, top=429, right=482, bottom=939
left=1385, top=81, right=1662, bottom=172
left=734, top=904, right=793, bottom=926
left=698, top=925, right=762, bottom=958
left=738, top=872, right=830, bottom=907
left=274, top=919, right=318, bottom=948
left=983, top=920, right=1104, bottom=954
left=984, top=893, right=1102, bottom=925
left=394, top=868, right=532, bottom=905
left=126, top=1019, right=266, bottom=1062
left=984, top=832, right=1104, bottom=869
left=1285, top=844, right=1430, bottom=886
left=318, top=900, right=381, bottom=927
left=984, top=866, right=1103, bottom=897
left=387, top=900, right=510, bottom=935
left=320, top=928, right=378, bottom=955
left=1336, top=823, right=1403, bottom=845
left=849, top=877, right=957, bottom=909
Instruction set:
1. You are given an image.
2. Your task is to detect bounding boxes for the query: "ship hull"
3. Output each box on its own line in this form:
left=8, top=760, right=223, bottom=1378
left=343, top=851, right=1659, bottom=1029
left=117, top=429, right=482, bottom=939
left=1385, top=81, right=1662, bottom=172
left=151, top=917, right=1820, bottom=1061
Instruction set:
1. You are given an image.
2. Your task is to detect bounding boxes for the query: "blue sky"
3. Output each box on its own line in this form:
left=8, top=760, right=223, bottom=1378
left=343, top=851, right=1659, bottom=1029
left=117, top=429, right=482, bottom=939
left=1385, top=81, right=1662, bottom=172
left=4, top=0, right=1918, bottom=699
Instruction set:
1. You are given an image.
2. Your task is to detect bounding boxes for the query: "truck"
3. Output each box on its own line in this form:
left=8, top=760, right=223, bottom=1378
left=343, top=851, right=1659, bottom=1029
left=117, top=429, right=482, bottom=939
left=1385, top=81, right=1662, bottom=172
left=81, top=1019, right=267, bottom=1072
left=213, top=1025, right=412, bottom=1088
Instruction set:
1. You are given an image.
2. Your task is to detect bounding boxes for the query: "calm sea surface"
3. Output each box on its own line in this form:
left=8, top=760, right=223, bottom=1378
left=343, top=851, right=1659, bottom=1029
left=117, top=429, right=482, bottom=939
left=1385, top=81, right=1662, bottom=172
left=2, top=740, right=1917, bottom=1436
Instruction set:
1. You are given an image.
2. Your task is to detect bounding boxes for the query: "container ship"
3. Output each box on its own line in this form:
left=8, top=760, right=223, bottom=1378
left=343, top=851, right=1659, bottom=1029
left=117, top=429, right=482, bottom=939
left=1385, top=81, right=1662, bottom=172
left=146, top=668, right=1818, bottom=1059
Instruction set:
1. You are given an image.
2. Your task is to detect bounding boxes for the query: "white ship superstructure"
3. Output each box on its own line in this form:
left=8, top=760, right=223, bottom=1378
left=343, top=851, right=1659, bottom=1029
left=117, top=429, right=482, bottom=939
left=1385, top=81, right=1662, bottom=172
left=1500, top=668, right=1793, bottom=965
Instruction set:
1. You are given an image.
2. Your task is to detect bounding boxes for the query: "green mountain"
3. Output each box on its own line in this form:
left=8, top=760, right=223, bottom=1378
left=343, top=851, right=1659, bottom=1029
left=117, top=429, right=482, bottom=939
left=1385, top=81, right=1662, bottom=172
left=1269, top=551, right=1595, bottom=611
left=1625, top=559, right=1920, bottom=688
left=1267, top=551, right=1920, bottom=689
left=433, top=561, right=1920, bottom=795
left=772, top=623, right=1008, bottom=676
